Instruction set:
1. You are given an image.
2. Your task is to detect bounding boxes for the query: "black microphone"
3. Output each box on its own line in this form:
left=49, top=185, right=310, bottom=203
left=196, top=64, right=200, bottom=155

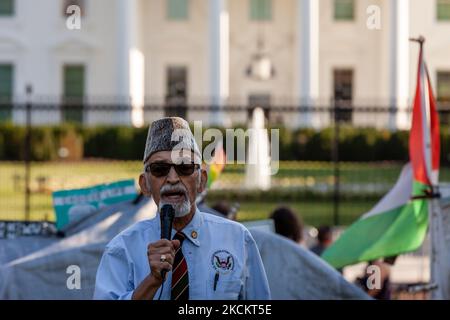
left=160, top=204, right=175, bottom=280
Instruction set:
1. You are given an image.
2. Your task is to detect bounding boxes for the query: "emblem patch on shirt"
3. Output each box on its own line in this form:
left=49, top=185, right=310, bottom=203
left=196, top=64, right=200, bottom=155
left=211, top=250, right=234, bottom=274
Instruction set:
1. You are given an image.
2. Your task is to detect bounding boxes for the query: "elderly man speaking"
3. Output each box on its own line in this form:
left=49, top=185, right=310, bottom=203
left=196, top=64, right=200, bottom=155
left=94, top=117, right=271, bottom=300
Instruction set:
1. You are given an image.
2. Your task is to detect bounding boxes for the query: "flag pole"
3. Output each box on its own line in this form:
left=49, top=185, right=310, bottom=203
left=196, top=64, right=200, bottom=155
left=428, top=182, right=448, bottom=299
left=409, top=36, right=449, bottom=299
left=409, top=36, right=425, bottom=45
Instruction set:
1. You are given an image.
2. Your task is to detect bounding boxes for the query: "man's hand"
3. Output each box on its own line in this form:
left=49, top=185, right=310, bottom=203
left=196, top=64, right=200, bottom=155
left=132, top=239, right=180, bottom=300
left=147, top=239, right=180, bottom=283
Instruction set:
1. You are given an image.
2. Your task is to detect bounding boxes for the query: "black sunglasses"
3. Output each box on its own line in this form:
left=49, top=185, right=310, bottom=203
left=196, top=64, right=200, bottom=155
left=145, top=162, right=200, bottom=177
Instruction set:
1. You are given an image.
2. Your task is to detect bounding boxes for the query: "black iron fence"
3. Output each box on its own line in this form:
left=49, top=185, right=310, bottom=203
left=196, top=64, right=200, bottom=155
left=1, top=102, right=450, bottom=227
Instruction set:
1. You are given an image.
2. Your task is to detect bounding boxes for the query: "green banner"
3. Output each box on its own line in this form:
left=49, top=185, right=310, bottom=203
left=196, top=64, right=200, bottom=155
left=52, top=179, right=137, bottom=230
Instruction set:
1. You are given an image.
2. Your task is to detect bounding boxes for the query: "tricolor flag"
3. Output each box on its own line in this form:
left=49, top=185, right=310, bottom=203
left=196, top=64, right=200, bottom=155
left=322, top=41, right=440, bottom=269
left=409, top=42, right=440, bottom=196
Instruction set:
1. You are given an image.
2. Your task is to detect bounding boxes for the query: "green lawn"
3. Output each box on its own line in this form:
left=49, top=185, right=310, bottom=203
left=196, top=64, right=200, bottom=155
left=1, top=160, right=448, bottom=225
left=0, top=161, right=141, bottom=221
left=211, top=200, right=377, bottom=227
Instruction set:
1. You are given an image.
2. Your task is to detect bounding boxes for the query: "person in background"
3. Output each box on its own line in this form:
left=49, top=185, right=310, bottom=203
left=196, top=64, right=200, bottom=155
left=212, top=200, right=239, bottom=221
left=212, top=200, right=231, bottom=217
left=269, top=206, right=304, bottom=245
left=356, top=256, right=397, bottom=300
left=310, top=225, right=333, bottom=256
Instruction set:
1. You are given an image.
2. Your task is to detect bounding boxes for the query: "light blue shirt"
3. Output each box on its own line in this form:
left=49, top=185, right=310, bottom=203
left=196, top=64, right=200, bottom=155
left=93, top=208, right=271, bottom=300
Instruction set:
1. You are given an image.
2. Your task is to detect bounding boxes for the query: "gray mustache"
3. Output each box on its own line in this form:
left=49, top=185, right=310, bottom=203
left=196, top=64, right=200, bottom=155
left=160, top=185, right=187, bottom=197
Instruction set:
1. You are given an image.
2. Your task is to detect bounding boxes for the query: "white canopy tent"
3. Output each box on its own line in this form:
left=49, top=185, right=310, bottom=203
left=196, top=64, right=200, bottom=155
left=0, top=197, right=369, bottom=299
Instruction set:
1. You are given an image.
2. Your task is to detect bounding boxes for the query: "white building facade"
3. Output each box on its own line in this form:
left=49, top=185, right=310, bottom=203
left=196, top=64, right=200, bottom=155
left=0, top=0, right=450, bottom=128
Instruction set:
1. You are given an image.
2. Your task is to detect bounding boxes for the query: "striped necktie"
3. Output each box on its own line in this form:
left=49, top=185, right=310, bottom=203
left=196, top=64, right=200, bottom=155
left=171, top=232, right=189, bottom=300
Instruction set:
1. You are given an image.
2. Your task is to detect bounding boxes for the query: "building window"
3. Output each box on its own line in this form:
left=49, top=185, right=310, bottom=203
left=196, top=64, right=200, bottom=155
left=0, top=64, right=13, bottom=122
left=165, top=66, right=187, bottom=118
left=334, top=0, right=354, bottom=21
left=437, top=71, right=450, bottom=101
left=333, top=69, right=353, bottom=123
left=167, top=0, right=188, bottom=20
left=248, top=93, right=271, bottom=107
left=437, top=0, right=450, bottom=21
left=0, top=0, right=14, bottom=16
left=250, top=0, right=271, bottom=21
left=437, top=71, right=450, bottom=124
left=63, top=65, right=85, bottom=123
left=63, top=0, right=84, bottom=17
left=248, top=93, right=271, bottom=121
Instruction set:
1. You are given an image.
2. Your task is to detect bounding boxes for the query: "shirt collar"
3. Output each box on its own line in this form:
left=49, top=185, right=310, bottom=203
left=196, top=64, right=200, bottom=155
left=177, top=207, right=202, bottom=247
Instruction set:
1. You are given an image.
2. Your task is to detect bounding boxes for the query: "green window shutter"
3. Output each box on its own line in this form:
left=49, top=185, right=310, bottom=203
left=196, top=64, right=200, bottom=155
left=0, top=65, right=13, bottom=99
left=437, top=72, right=450, bottom=102
left=64, top=65, right=84, bottom=98
left=0, top=64, right=13, bottom=122
left=437, top=71, right=450, bottom=125
left=0, top=0, right=14, bottom=16
left=437, top=0, right=450, bottom=21
left=334, top=0, right=354, bottom=21
left=167, top=0, right=188, bottom=20
left=63, top=65, right=84, bottom=123
left=250, top=0, right=272, bottom=21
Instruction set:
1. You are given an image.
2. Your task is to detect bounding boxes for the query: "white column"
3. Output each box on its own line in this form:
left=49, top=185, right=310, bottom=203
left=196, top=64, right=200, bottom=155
left=116, top=0, right=145, bottom=127
left=389, top=0, right=409, bottom=131
left=298, top=0, right=319, bottom=128
left=209, top=0, right=229, bottom=126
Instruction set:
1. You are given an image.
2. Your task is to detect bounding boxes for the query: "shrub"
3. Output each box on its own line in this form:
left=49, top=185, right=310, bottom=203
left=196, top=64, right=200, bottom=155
left=1, top=124, right=448, bottom=163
